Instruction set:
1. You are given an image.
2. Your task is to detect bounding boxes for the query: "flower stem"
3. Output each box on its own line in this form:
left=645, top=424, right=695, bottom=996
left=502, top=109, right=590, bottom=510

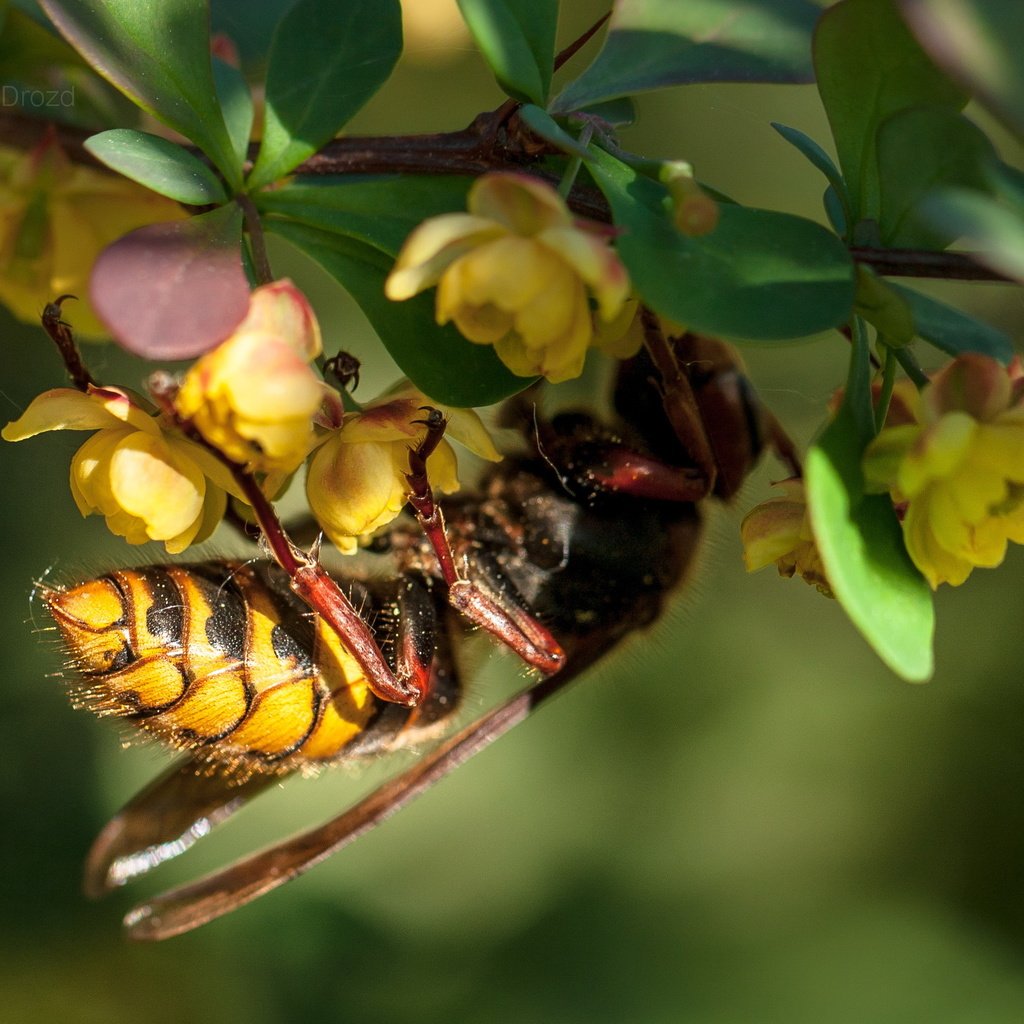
left=237, top=194, right=273, bottom=285
left=41, top=295, right=97, bottom=392
left=894, top=346, right=930, bottom=390
left=874, top=343, right=897, bottom=432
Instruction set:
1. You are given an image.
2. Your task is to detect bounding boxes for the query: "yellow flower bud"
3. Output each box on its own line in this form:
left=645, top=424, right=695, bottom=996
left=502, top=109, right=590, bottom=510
left=175, top=280, right=333, bottom=474
left=863, top=355, right=1024, bottom=588
left=0, top=133, right=184, bottom=336
left=306, top=383, right=499, bottom=553
left=2, top=385, right=238, bottom=552
left=741, top=478, right=832, bottom=596
left=385, top=173, right=630, bottom=383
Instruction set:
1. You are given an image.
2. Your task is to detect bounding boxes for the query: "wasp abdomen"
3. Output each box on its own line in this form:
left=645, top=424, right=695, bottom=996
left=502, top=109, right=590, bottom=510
left=45, top=562, right=383, bottom=772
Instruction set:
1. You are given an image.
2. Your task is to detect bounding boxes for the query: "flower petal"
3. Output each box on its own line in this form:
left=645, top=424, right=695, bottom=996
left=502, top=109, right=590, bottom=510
left=469, top=174, right=571, bottom=234
left=3, top=388, right=123, bottom=440
left=538, top=225, right=630, bottom=321
left=386, top=214, right=504, bottom=300
left=108, top=432, right=205, bottom=541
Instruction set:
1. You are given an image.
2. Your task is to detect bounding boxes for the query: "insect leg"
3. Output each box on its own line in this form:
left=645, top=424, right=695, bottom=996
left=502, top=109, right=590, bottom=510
left=405, top=408, right=565, bottom=675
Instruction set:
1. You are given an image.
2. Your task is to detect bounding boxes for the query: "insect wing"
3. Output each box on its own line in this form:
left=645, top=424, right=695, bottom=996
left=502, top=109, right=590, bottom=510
left=124, top=671, right=573, bottom=940
left=84, top=755, right=281, bottom=898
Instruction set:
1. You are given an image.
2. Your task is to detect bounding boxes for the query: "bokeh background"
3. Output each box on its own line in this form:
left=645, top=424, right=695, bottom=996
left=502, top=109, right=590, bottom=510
left=3, top=2, right=1024, bottom=1021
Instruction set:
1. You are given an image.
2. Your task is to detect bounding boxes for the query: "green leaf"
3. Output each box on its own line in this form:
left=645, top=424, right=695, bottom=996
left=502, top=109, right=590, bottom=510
left=919, top=188, right=1024, bottom=284
left=876, top=107, right=996, bottom=248
left=552, top=0, right=820, bottom=114
left=246, top=0, right=402, bottom=191
left=212, top=57, right=254, bottom=169
left=806, top=323, right=934, bottom=681
left=814, top=0, right=966, bottom=228
left=772, top=121, right=852, bottom=235
left=266, top=219, right=525, bottom=406
left=823, top=186, right=848, bottom=236
left=256, top=175, right=475, bottom=255
left=588, top=146, right=855, bottom=340
left=578, top=96, right=636, bottom=127
left=38, top=0, right=241, bottom=188
left=898, top=0, right=1024, bottom=140
left=456, top=0, right=557, bottom=105
left=518, top=104, right=592, bottom=158
left=0, top=5, right=85, bottom=79
left=888, top=281, right=1016, bottom=362
left=84, top=128, right=227, bottom=204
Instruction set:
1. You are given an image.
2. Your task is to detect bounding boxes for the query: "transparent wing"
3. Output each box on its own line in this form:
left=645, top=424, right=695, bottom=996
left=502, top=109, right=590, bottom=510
left=84, top=756, right=281, bottom=898
left=124, top=668, right=580, bottom=941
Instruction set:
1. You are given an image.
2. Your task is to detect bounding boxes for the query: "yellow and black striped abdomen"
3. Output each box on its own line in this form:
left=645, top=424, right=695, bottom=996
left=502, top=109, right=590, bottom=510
left=44, top=562, right=383, bottom=773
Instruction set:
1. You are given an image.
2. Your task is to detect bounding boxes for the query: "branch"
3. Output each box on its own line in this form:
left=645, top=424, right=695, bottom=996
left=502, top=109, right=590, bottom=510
left=2, top=108, right=1014, bottom=284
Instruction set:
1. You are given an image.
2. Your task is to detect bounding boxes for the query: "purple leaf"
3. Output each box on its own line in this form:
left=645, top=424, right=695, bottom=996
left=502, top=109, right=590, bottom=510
left=90, top=205, right=249, bottom=360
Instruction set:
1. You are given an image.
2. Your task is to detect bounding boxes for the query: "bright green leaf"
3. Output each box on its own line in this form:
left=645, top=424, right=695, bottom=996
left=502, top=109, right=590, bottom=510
left=814, top=0, right=966, bottom=228
left=212, top=57, right=254, bottom=169
left=266, top=219, right=525, bottom=406
left=888, top=281, right=1016, bottom=362
left=806, top=323, right=934, bottom=681
left=246, top=0, right=402, bottom=191
left=38, top=0, right=241, bottom=188
left=257, top=175, right=474, bottom=255
left=456, top=0, right=557, bottom=105
left=518, top=104, right=592, bottom=158
left=552, top=0, right=820, bottom=114
left=898, top=0, right=1024, bottom=140
left=84, top=128, right=227, bottom=204
left=876, top=107, right=996, bottom=248
left=588, top=146, right=855, bottom=340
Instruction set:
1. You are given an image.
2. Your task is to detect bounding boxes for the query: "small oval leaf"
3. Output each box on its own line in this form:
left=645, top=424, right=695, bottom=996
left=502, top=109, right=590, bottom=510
left=553, top=0, right=820, bottom=113
left=456, top=0, right=558, bottom=105
left=588, top=146, right=855, bottom=340
left=806, top=325, right=935, bottom=681
left=39, top=0, right=242, bottom=188
left=888, top=281, right=1015, bottom=363
left=90, top=205, right=249, bottom=359
left=247, top=0, right=403, bottom=191
left=84, top=129, right=228, bottom=205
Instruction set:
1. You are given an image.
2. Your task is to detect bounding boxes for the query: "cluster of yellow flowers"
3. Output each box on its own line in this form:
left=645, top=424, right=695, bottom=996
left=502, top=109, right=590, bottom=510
left=8, top=137, right=1018, bottom=596
left=742, top=355, right=1024, bottom=591
left=386, top=173, right=636, bottom=382
left=3, top=156, right=638, bottom=556
left=3, top=280, right=498, bottom=553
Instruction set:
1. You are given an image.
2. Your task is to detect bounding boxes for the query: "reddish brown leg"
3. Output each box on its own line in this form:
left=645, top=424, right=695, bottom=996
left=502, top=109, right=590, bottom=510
left=406, top=409, right=565, bottom=675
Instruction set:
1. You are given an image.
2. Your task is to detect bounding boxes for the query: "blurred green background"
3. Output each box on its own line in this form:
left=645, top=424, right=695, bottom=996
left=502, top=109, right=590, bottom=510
left=3, top=2, right=1024, bottom=1022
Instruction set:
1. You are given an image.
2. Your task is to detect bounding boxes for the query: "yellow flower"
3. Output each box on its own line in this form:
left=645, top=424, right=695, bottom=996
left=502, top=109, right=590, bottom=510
left=741, top=478, right=832, bottom=596
left=175, top=280, right=337, bottom=475
left=0, top=133, right=184, bottom=336
left=863, top=355, right=1024, bottom=588
left=2, top=385, right=240, bottom=552
left=385, top=173, right=631, bottom=383
left=306, top=382, right=500, bottom=553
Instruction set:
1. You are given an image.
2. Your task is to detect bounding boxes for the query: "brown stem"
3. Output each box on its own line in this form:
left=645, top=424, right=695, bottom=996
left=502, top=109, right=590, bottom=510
left=553, top=12, right=611, bottom=72
left=41, top=295, right=98, bottom=392
left=849, top=247, right=1009, bottom=281
left=2, top=109, right=1015, bottom=284
left=237, top=193, right=273, bottom=284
